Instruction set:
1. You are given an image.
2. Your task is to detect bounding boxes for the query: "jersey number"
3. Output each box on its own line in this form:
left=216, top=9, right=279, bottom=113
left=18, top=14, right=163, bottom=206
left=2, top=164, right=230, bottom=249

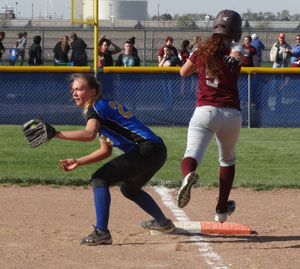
left=109, top=101, right=132, bottom=119
left=205, top=69, right=219, bottom=88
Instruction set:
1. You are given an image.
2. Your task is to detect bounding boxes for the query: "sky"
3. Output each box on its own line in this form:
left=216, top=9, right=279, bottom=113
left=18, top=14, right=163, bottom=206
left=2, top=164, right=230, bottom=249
left=2, top=0, right=300, bottom=20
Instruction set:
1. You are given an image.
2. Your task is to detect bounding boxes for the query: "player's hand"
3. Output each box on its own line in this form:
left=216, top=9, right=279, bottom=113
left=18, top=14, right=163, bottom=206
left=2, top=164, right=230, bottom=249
left=59, top=158, right=79, bottom=172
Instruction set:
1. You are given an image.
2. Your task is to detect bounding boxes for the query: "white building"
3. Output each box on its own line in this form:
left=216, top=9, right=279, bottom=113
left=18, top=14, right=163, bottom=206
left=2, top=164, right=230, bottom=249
left=81, top=0, right=147, bottom=22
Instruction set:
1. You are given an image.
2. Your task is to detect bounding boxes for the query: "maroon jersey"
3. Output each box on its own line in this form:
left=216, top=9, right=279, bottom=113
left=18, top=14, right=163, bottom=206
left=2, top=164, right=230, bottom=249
left=179, top=50, right=190, bottom=64
left=158, top=45, right=178, bottom=57
left=242, top=45, right=257, bottom=67
left=189, top=50, right=241, bottom=110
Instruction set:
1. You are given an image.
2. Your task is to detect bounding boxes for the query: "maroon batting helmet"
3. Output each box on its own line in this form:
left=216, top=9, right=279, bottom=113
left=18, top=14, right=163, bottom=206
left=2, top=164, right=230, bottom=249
left=212, top=10, right=242, bottom=42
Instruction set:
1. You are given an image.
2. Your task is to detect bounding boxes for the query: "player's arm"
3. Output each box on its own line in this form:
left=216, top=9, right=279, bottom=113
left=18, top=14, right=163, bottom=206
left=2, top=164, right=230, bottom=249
left=60, top=138, right=112, bottom=172
left=224, top=44, right=244, bottom=71
left=180, top=59, right=197, bottom=77
left=54, top=118, right=100, bottom=142
left=229, top=43, right=244, bottom=62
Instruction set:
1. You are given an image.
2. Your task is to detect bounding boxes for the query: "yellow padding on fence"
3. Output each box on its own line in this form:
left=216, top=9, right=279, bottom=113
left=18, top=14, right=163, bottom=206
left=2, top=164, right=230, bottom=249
left=1, top=66, right=300, bottom=74
left=0, top=66, right=91, bottom=72
left=103, top=66, right=181, bottom=73
left=241, top=67, right=300, bottom=74
left=103, top=66, right=300, bottom=74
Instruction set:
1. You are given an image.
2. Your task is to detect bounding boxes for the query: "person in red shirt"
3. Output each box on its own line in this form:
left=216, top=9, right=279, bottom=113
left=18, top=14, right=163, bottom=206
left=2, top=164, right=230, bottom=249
left=178, top=39, right=190, bottom=64
left=176, top=10, right=244, bottom=223
left=242, top=35, right=257, bottom=67
left=157, top=36, right=178, bottom=63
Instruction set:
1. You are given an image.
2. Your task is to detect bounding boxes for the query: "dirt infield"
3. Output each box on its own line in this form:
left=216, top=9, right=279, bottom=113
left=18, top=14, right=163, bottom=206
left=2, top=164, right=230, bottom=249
left=0, top=185, right=299, bottom=269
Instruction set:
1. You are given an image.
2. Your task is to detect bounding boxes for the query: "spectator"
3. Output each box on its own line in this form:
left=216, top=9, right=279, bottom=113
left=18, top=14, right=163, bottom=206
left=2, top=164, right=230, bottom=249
left=98, top=35, right=121, bottom=67
left=128, top=36, right=138, bottom=56
left=291, top=57, right=300, bottom=67
left=178, top=40, right=190, bottom=64
left=8, top=41, right=19, bottom=66
left=53, top=36, right=70, bottom=65
left=158, top=46, right=182, bottom=67
left=270, top=33, right=292, bottom=68
left=241, top=35, right=257, bottom=67
left=28, top=35, right=42, bottom=66
left=159, top=46, right=172, bottom=67
left=70, top=32, right=88, bottom=66
left=17, top=32, right=27, bottom=66
left=157, top=36, right=178, bottom=62
left=251, top=33, right=265, bottom=67
left=288, top=34, right=300, bottom=65
left=189, top=35, right=201, bottom=52
left=116, top=40, right=140, bottom=66
left=0, top=32, right=5, bottom=65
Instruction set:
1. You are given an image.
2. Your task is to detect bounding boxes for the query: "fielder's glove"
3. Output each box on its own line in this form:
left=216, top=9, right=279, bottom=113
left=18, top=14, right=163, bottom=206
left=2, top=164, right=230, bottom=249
left=224, top=55, right=240, bottom=72
left=22, top=118, right=58, bottom=148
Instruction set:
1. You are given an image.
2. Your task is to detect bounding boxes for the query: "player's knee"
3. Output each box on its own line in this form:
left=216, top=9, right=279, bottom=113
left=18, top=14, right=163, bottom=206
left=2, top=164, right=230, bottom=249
left=90, top=177, right=108, bottom=190
left=219, top=157, right=236, bottom=167
left=120, top=184, right=140, bottom=200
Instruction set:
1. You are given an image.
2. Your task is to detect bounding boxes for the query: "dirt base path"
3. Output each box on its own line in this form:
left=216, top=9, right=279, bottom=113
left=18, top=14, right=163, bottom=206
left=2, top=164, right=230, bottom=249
left=0, top=185, right=299, bottom=269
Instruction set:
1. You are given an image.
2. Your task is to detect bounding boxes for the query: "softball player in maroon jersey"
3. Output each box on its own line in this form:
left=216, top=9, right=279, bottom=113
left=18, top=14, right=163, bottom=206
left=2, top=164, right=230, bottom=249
left=176, top=10, right=244, bottom=223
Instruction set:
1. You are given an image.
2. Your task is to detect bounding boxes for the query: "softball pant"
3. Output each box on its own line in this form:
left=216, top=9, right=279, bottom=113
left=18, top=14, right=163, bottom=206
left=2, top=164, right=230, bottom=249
left=184, top=106, right=242, bottom=167
left=91, top=139, right=167, bottom=200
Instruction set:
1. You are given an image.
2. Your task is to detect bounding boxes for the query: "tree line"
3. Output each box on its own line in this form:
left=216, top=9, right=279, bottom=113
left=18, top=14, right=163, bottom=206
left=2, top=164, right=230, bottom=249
left=150, top=9, right=300, bottom=28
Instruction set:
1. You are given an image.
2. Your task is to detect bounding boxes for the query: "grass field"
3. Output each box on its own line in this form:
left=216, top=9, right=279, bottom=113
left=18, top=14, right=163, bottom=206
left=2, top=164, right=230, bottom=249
left=1, top=125, right=300, bottom=190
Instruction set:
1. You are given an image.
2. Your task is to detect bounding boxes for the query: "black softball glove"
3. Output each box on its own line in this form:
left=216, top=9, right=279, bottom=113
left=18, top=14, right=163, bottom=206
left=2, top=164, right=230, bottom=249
left=224, top=55, right=240, bottom=72
left=22, top=118, right=58, bottom=148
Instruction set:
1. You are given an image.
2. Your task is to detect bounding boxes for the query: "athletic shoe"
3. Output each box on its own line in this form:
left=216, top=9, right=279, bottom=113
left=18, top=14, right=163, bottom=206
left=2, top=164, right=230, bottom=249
left=141, top=219, right=175, bottom=233
left=176, top=172, right=199, bottom=208
left=215, top=200, right=236, bottom=223
left=79, top=225, right=112, bottom=246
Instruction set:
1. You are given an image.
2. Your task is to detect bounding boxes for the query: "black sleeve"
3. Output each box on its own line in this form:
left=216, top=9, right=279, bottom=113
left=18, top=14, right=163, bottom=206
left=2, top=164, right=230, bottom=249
left=135, top=55, right=140, bottom=66
left=86, top=106, right=103, bottom=123
left=0, top=41, right=5, bottom=51
left=36, top=46, right=43, bottom=65
left=66, top=44, right=70, bottom=53
left=115, top=54, right=122, bottom=66
left=53, top=42, right=59, bottom=53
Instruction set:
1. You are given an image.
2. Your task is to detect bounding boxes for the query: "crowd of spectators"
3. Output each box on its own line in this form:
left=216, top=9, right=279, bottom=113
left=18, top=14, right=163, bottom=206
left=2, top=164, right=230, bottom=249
left=0, top=31, right=300, bottom=68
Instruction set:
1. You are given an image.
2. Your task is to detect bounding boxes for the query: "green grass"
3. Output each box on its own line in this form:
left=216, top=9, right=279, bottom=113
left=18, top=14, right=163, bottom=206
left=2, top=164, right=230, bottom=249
left=1, top=126, right=300, bottom=190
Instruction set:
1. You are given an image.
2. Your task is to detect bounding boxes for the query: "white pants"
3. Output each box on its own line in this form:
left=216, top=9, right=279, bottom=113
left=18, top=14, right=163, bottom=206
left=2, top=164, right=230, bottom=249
left=184, top=106, right=242, bottom=167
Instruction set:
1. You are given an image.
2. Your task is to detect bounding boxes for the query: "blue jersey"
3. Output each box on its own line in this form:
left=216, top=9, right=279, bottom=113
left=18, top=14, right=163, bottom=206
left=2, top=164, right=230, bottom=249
left=9, top=48, right=19, bottom=61
left=87, top=99, right=161, bottom=153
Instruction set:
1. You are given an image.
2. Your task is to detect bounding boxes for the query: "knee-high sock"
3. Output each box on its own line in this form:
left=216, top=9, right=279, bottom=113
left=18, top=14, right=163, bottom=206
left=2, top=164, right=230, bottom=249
left=133, top=190, right=168, bottom=226
left=216, top=165, right=235, bottom=212
left=93, top=186, right=111, bottom=232
left=181, top=157, right=198, bottom=178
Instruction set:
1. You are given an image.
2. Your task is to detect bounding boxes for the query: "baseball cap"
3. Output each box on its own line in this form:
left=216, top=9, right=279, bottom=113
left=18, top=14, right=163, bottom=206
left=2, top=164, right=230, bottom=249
left=251, top=33, right=259, bottom=39
left=279, top=33, right=285, bottom=38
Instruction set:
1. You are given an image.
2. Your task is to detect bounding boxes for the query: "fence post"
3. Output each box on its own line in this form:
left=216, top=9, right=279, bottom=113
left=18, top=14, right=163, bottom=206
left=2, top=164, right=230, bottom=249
left=143, top=28, right=146, bottom=66
left=151, top=29, right=154, bottom=62
left=248, top=73, right=251, bottom=128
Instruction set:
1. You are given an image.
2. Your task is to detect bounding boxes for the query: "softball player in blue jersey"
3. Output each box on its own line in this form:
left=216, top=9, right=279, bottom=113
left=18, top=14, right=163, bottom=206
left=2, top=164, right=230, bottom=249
left=54, top=73, right=175, bottom=246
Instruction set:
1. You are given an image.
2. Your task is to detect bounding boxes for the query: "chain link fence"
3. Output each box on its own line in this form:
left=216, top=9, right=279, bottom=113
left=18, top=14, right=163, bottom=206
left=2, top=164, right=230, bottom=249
left=1, top=27, right=300, bottom=66
left=1, top=69, right=300, bottom=127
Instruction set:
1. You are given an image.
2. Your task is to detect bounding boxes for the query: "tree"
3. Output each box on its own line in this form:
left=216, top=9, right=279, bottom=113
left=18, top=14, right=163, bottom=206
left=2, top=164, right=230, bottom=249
left=176, top=15, right=198, bottom=28
left=280, top=10, right=291, bottom=21
left=160, top=13, right=172, bottom=21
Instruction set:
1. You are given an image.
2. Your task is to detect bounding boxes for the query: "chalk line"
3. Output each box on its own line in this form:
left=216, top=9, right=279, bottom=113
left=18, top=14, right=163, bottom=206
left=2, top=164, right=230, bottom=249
left=153, top=186, right=228, bottom=269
